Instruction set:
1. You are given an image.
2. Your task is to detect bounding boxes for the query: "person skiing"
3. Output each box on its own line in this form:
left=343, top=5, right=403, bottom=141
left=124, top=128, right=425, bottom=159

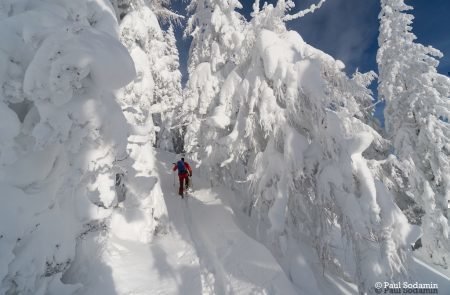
left=173, top=157, right=192, bottom=197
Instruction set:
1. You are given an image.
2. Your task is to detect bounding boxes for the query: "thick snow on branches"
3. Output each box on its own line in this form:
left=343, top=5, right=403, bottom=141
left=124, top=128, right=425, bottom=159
left=0, top=0, right=135, bottom=293
left=378, top=0, right=450, bottom=268
left=180, top=2, right=421, bottom=293
left=182, top=6, right=411, bottom=290
left=183, top=0, right=246, bottom=163
left=1, top=0, right=449, bottom=294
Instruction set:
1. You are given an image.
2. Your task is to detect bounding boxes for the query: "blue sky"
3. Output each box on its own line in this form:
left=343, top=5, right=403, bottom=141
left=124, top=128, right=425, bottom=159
left=171, top=0, right=450, bottom=82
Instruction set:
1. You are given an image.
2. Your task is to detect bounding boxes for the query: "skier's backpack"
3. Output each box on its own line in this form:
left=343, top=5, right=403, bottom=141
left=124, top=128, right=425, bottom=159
left=177, top=160, right=187, bottom=174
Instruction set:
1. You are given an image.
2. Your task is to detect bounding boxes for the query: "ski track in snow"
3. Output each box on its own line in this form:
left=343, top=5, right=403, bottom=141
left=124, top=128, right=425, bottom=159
left=70, top=150, right=450, bottom=294
left=183, top=198, right=229, bottom=295
left=154, top=150, right=298, bottom=295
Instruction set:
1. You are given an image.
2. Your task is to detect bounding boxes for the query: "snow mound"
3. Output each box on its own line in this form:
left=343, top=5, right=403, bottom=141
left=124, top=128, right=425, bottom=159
left=0, top=0, right=135, bottom=293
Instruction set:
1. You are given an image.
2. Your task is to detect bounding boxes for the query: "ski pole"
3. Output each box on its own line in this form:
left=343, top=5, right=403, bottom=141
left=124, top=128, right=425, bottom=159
left=172, top=163, right=176, bottom=187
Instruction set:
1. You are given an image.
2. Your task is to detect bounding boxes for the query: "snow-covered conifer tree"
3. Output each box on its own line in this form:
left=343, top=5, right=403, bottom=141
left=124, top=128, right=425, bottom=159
left=0, top=0, right=135, bottom=293
left=197, top=1, right=415, bottom=292
left=118, top=3, right=158, bottom=146
left=153, top=25, right=184, bottom=152
left=378, top=0, right=450, bottom=267
left=182, top=0, right=246, bottom=163
left=115, top=0, right=183, bottom=152
left=161, top=25, right=184, bottom=153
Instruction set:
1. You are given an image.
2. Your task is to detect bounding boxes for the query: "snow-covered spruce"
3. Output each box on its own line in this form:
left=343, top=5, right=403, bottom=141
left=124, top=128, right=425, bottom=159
left=0, top=0, right=135, bottom=293
left=154, top=24, right=184, bottom=152
left=378, top=0, right=450, bottom=268
left=185, top=1, right=415, bottom=293
left=115, top=0, right=183, bottom=153
left=182, top=0, right=246, bottom=164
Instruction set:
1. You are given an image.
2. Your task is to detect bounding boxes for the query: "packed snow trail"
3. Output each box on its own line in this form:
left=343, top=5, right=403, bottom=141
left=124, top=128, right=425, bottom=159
left=65, top=149, right=298, bottom=294
left=154, top=150, right=299, bottom=295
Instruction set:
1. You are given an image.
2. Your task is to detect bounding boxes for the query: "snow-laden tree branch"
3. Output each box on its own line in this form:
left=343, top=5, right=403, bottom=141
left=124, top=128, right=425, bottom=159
left=154, top=9, right=184, bottom=25
left=282, top=0, right=327, bottom=21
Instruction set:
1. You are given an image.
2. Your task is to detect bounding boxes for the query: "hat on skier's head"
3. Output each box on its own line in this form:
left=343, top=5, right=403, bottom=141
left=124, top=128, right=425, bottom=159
left=181, top=157, right=185, bottom=162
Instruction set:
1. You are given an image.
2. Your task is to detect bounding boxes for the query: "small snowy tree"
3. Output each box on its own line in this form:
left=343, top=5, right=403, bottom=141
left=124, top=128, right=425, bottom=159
left=378, top=0, right=450, bottom=267
left=0, top=0, right=135, bottom=293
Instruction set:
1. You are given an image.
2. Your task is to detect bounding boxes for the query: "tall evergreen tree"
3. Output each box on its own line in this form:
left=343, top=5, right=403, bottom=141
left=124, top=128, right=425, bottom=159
left=156, top=25, right=183, bottom=152
left=115, top=0, right=183, bottom=152
left=378, top=0, right=450, bottom=268
left=182, top=0, right=246, bottom=163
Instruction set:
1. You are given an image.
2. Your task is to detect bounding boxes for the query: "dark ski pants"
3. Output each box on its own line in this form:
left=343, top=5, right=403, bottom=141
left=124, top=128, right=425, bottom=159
left=178, top=173, right=190, bottom=195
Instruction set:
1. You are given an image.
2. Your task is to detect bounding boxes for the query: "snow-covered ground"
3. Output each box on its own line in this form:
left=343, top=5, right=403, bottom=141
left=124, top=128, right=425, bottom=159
left=61, top=149, right=449, bottom=294
left=63, top=150, right=298, bottom=294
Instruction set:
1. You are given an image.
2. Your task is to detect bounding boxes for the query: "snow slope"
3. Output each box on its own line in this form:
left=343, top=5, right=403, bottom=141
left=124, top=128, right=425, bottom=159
left=64, top=150, right=298, bottom=294
left=61, top=149, right=450, bottom=294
